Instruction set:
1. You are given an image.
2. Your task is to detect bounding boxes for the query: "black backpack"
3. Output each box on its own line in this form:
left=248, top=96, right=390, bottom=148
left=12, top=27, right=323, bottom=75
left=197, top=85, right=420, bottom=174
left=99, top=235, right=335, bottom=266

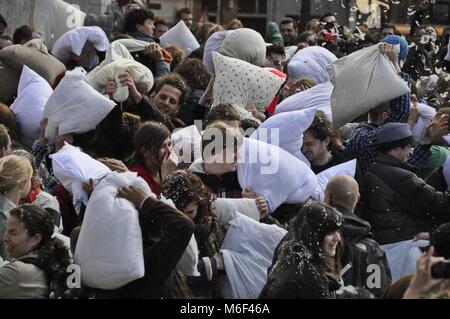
left=341, top=235, right=392, bottom=297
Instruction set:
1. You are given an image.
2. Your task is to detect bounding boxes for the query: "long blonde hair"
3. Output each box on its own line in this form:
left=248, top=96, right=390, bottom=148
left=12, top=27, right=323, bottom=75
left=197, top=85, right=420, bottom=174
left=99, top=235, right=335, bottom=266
left=0, top=154, right=33, bottom=194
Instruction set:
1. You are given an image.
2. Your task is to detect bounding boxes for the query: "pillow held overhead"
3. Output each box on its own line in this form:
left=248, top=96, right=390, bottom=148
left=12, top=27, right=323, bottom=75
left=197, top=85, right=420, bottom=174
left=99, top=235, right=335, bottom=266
left=11, top=66, right=53, bottom=147
left=218, top=28, right=266, bottom=67
left=44, top=67, right=116, bottom=141
left=159, top=21, right=200, bottom=57
left=203, top=30, right=234, bottom=73
left=212, top=52, right=285, bottom=115
left=288, top=46, right=337, bottom=83
left=327, top=43, right=410, bottom=129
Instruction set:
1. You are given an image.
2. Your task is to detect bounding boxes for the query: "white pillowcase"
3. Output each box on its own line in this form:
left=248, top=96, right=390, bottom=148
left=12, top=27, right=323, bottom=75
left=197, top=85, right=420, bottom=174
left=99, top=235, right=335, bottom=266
left=159, top=21, right=200, bottom=57
left=220, top=213, right=287, bottom=299
left=274, top=82, right=333, bottom=120
left=203, top=30, right=234, bottom=73
left=52, top=26, right=109, bottom=63
left=11, top=66, right=53, bottom=147
left=411, top=103, right=436, bottom=141
left=213, top=52, right=285, bottom=115
left=51, top=143, right=111, bottom=209
left=311, top=159, right=357, bottom=202
left=250, top=108, right=316, bottom=166
left=288, top=46, right=337, bottom=83
left=237, top=138, right=317, bottom=213
left=328, top=44, right=410, bottom=129
left=44, top=67, right=116, bottom=141
left=171, top=125, right=202, bottom=164
left=74, top=171, right=153, bottom=289
left=87, top=58, right=154, bottom=102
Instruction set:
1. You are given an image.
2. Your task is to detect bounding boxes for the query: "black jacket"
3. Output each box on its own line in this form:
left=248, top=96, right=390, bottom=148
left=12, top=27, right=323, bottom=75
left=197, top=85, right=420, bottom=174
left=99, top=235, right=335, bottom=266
left=362, top=153, right=450, bottom=245
left=336, top=206, right=391, bottom=297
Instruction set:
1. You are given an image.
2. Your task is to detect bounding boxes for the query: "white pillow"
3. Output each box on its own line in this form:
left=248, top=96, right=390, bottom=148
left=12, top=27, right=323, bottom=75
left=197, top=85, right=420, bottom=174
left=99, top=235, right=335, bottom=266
left=288, top=46, right=337, bottom=83
left=203, top=30, right=234, bottom=73
left=411, top=103, right=436, bottom=141
left=51, top=143, right=111, bottom=209
left=176, top=234, right=200, bottom=277
left=52, top=26, right=110, bottom=63
left=33, top=0, right=86, bottom=49
left=10, top=66, right=53, bottom=147
left=311, top=159, right=357, bottom=202
left=171, top=125, right=202, bottom=164
left=74, top=171, right=153, bottom=289
left=328, top=44, right=410, bottom=129
left=274, top=82, right=333, bottom=120
left=237, top=138, right=317, bottom=213
left=214, top=198, right=260, bottom=230
left=212, top=52, right=285, bottom=114
left=43, top=67, right=116, bottom=141
left=86, top=58, right=154, bottom=102
left=250, top=107, right=316, bottom=165
left=159, top=21, right=200, bottom=57
left=218, top=28, right=266, bottom=68
left=220, top=213, right=287, bottom=299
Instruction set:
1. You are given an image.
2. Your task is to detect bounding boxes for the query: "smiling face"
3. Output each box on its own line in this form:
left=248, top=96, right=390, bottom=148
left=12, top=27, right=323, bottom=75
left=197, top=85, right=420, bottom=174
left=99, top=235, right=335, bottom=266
left=150, top=84, right=182, bottom=115
left=322, top=230, right=341, bottom=258
left=301, top=131, right=330, bottom=165
left=2, top=215, right=41, bottom=258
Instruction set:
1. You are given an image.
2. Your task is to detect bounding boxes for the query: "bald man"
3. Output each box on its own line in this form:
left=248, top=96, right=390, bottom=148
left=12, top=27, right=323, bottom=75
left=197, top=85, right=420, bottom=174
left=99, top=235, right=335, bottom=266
left=325, top=175, right=391, bottom=297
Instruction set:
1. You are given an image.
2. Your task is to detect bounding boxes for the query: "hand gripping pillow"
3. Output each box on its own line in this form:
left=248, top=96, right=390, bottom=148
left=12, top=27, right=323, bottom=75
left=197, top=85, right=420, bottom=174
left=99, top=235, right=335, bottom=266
left=43, top=67, right=116, bottom=141
left=52, top=26, right=110, bottom=63
left=87, top=58, right=154, bottom=102
left=33, top=0, right=86, bottom=49
left=250, top=107, right=316, bottom=166
left=212, top=52, right=285, bottom=114
left=51, top=143, right=112, bottom=209
left=220, top=213, right=287, bottom=299
left=74, top=171, right=154, bottom=289
left=328, top=44, right=410, bottom=129
left=288, top=46, right=337, bottom=83
left=237, top=138, right=317, bottom=213
left=311, top=159, right=357, bottom=202
left=218, top=28, right=266, bottom=68
left=203, top=30, right=234, bottom=73
left=0, top=40, right=66, bottom=88
left=411, top=103, right=436, bottom=141
left=160, top=21, right=200, bottom=57
left=274, top=82, right=334, bottom=120
left=10, top=66, right=53, bottom=147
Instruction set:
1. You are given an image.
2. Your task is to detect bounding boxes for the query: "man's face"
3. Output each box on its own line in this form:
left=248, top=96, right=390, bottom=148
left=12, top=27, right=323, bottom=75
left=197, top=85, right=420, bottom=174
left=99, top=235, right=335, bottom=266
left=267, top=52, right=284, bottom=72
left=301, top=131, right=330, bottom=165
left=397, top=144, right=413, bottom=162
left=154, top=24, right=168, bottom=38
left=181, top=13, right=193, bottom=29
left=137, top=18, right=155, bottom=37
left=150, top=84, right=182, bottom=115
left=280, top=22, right=297, bottom=45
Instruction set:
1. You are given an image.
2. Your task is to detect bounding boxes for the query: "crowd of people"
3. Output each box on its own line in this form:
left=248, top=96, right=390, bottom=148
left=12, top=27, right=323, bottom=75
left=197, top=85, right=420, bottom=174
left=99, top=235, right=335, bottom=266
left=0, top=0, right=450, bottom=299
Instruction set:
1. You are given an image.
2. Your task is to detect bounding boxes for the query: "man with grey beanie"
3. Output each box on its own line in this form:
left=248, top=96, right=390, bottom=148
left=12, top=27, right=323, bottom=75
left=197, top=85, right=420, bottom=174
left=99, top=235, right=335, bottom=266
left=361, top=122, right=450, bottom=245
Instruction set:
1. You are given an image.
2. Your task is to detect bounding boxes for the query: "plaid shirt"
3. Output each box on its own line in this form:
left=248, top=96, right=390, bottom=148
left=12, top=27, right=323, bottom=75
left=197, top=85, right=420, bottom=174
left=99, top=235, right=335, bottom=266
left=346, top=73, right=431, bottom=173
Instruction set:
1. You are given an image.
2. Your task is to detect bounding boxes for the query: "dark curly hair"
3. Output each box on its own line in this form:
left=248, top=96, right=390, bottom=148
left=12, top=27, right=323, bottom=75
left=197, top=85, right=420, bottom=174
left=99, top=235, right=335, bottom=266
left=174, top=58, right=211, bottom=91
left=305, top=111, right=336, bottom=151
left=9, top=205, right=71, bottom=284
left=162, top=170, right=220, bottom=255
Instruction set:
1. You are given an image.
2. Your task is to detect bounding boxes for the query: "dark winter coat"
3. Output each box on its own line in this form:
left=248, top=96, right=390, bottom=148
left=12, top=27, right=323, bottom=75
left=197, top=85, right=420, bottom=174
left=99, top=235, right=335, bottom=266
left=361, top=153, right=450, bottom=245
left=336, top=205, right=392, bottom=297
left=259, top=203, right=343, bottom=299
